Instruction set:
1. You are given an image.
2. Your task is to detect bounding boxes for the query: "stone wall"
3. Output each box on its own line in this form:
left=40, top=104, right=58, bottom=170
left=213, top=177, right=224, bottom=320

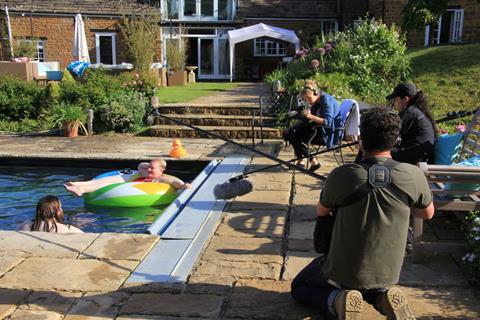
left=5, top=15, right=124, bottom=68
left=237, top=0, right=338, bottom=19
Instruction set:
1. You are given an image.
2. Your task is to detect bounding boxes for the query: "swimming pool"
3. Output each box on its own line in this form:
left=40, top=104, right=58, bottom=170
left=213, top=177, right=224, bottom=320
left=0, top=161, right=204, bottom=233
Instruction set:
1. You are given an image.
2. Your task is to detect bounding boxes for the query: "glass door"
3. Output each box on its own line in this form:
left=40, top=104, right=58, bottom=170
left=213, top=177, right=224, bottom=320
left=198, top=38, right=214, bottom=77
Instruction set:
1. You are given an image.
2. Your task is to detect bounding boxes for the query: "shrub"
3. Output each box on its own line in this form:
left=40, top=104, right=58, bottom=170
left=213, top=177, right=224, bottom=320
left=97, top=91, right=146, bottom=133
left=264, top=18, right=411, bottom=106
left=0, top=77, right=46, bottom=121
left=120, top=14, right=161, bottom=74
left=166, top=37, right=188, bottom=71
left=463, top=211, right=480, bottom=287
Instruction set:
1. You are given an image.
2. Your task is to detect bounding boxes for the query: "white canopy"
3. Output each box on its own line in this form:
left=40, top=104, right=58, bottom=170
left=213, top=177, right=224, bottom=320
left=227, top=23, right=300, bottom=82
left=72, top=14, right=90, bottom=62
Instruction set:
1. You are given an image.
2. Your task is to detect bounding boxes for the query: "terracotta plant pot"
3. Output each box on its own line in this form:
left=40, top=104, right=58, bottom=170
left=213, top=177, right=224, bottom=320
left=62, top=122, right=79, bottom=138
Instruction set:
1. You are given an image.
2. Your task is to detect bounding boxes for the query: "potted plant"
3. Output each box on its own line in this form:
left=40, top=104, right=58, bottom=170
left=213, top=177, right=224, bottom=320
left=49, top=102, right=88, bottom=137
left=166, top=38, right=188, bottom=86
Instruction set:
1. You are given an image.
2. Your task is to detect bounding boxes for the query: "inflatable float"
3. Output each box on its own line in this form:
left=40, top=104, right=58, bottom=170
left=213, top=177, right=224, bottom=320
left=83, top=170, right=179, bottom=207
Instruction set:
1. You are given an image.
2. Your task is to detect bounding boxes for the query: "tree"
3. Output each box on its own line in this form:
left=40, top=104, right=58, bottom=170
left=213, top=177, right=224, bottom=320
left=401, top=0, right=448, bottom=31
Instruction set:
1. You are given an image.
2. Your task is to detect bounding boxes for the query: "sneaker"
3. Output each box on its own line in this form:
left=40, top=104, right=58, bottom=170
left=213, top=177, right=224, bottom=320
left=376, top=287, right=416, bottom=320
left=334, top=290, right=363, bottom=320
left=308, top=163, right=321, bottom=172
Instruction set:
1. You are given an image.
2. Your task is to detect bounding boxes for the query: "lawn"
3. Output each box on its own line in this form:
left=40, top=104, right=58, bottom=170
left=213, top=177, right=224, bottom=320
left=156, top=82, right=239, bottom=104
left=407, top=43, right=480, bottom=117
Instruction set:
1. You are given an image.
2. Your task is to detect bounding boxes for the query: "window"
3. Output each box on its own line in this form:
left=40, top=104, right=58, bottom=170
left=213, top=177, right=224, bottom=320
left=95, top=33, right=116, bottom=65
left=254, top=39, right=286, bottom=57
left=163, top=0, right=234, bottom=21
left=321, top=20, right=338, bottom=34
left=16, top=39, right=45, bottom=61
left=37, top=40, right=45, bottom=62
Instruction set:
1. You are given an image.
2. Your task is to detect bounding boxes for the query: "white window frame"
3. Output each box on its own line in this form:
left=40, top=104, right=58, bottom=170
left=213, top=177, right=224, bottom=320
left=95, top=32, right=117, bottom=65
left=425, top=8, right=464, bottom=46
left=253, top=39, right=287, bottom=57
left=320, top=20, right=338, bottom=34
left=17, top=39, right=45, bottom=61
left=162, top=0, right=235, bottom=21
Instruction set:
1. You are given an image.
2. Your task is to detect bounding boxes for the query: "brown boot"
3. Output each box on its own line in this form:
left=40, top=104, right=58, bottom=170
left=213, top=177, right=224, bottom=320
left=334, top=290, right=363, bottom=320
left=376, top=287, right=416, bottom=320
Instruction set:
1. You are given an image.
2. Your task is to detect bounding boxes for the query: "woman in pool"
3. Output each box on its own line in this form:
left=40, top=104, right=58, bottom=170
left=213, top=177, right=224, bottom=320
left=64, top=158, right=191, bottom=197
left=18, top=195, right=83, bottom=233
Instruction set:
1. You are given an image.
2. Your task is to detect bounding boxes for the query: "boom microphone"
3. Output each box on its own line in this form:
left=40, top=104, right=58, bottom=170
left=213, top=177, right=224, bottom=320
left=214, top=178, right=253, bottom=200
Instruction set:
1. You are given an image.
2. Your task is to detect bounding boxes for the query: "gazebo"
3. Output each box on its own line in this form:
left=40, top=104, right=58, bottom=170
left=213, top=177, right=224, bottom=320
left=227, top=23, right=301, bottom=82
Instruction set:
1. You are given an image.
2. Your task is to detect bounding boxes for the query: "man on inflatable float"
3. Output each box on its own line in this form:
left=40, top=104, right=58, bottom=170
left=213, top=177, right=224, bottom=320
left=65, top=158, right=191, bottom=197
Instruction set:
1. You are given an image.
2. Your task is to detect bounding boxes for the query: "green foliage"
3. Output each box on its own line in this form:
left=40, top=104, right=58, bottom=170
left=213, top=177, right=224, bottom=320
left=401, top=0, right=448, bottom=31
left=118, top=71, right=158, bottom=100
left=119, top=14, right=161, bottom=74
left=463, top=211, right=480, bottom=287
left=97, top=91, right=146, bottom=133
left=264, top=18, right=410, bottom=106
left=264, top=68, right=290, bottom=88
left=0, top=118, right=44, bottom=133
left=49, top=102, right=87, bottom=126
left=13, top=39, right=38, bottom=58
left=0, top=77, right=46, bottom=121
left=166, top=37, right=188, bottom=71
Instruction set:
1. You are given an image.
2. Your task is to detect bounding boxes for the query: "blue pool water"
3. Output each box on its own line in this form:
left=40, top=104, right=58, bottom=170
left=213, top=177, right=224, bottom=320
left=0, top=166, right=174, bottom=233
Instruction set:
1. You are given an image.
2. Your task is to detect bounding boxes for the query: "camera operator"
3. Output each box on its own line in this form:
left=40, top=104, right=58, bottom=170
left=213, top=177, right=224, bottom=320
left=283, top=80, right=341, bottom=171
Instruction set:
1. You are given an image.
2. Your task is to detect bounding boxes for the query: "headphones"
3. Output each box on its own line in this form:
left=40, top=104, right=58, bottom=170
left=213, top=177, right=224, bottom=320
left=303, top=86, right=318, bottom=96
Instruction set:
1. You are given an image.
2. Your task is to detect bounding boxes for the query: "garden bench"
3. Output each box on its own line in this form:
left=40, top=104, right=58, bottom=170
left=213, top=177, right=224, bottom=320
left=412, top=109, right=480, bottom=262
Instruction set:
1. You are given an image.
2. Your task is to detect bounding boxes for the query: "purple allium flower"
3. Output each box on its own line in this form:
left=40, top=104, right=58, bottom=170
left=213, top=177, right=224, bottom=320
left=324, top=43, right=332, bottom=51
left=315, top=47, right=326, bottom=55
left=311, top=59, right=320, bottom=69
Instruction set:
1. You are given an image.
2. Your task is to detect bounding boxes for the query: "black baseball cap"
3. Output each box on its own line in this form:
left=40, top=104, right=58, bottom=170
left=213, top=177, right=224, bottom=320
left=386, top=82, right=417, bottom=100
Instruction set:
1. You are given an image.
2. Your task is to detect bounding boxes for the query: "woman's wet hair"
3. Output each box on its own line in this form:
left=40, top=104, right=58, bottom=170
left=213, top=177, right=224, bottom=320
left=31, top=195, right=63, bottom=232
left=360, top=108, right=401, bottom=152
left=403, top=90, right=438, bottom=138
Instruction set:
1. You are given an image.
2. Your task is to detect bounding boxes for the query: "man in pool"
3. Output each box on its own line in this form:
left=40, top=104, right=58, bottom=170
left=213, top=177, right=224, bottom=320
left=65, top=158, right=192, bottom=197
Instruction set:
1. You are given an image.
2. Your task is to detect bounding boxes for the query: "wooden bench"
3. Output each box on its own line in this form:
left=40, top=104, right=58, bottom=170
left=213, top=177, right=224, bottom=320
left=413, top=109, right=480, bottom=262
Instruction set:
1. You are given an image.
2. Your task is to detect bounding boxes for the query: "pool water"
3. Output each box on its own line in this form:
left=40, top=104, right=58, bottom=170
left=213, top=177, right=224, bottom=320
left=0, top=166, right=186, bottom=233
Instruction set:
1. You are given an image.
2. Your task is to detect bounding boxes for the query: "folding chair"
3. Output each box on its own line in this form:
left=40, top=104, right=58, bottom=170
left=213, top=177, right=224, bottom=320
left=306, top=99, right=360, bottom=167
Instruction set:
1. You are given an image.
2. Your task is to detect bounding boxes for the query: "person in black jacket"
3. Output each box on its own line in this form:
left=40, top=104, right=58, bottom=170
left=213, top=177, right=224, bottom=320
left=386, top=82, right=438, bottom=164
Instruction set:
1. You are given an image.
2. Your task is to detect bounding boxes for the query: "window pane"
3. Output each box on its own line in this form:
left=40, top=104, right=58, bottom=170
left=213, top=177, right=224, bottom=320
left=201, top=0, right=214, bottom=16
left=99, top=36, right=113, bottom=64
left=218, top=0, right=233, bottom=20
left=164, top=0, right=179, bottom=19
left=184, top=0, right=196, bottom=16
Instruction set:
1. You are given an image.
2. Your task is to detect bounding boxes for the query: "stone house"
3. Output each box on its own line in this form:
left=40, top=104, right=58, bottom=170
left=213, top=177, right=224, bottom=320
left=0, top=1, right=478, bottom=80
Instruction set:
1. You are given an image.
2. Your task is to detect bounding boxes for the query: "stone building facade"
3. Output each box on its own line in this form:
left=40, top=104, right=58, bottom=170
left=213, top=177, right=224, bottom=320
left=369, top=0, right=480, bottom=47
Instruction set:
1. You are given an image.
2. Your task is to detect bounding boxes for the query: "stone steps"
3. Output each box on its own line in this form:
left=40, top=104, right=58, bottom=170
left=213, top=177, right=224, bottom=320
left=154, top=113, right=276, bottom=127
left=148, top=125, right=282, bottom=139
left=157, top=105, right=259, bottom=116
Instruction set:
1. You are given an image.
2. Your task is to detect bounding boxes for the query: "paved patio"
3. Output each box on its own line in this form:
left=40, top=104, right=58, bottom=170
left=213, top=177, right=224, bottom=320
left=0, top=134, right=479, bottom=319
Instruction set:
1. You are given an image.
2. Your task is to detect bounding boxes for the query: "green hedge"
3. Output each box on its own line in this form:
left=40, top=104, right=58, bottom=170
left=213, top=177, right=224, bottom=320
left=0, top=69, right=154, bottom=133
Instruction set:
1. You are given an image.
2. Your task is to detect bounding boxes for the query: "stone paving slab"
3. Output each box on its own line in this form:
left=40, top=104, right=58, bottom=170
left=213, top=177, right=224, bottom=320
left=0, top=289, right=31, bottom=319
left=282, top=251, right=318, bottom=281
left=17, top=290, right=82, bottom=312
left=400, top=255, right=469, bottom=287
left=289, top=221, right=315, bottom=241
left=0, top=256, right=24, bottom=277
left=7, top=309, right=64, bottom=319
left=80, top=233, right=159, bottom=261
left=120, top=293, right=224, bottom=318
left=224, top=279, right=317, bottom=319
left=290, top=204, right=317, bottom=221
left=193, top=259, right=281, bottom=280
left=0, top=231, right=99, bottom=258
left=228, top=190, right=290, bottom=212
left=185, top=274, right=235, bottom=296
left=217, top=210, right=286, bottom=239
left=201, top=236, right=283, bottom=264
left=0, top=258, right=137, bottom=292
left=64, top=291, right=129, bottom=320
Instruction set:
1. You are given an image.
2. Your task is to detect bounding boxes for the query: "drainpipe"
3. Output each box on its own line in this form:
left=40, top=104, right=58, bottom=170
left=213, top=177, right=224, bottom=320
left=382, top=0, right=385, bottom=22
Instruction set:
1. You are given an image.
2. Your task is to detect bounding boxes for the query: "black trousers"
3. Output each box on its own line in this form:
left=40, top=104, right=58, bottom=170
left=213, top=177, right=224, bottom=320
left=286, top=122, right=323, bottom=160
left=291, top=256, right=385, bottom=318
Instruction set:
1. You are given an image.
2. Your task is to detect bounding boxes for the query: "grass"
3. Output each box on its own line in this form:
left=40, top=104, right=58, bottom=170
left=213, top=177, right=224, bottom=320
left=156, top=82, right=239, bottom=104
left=407, top=43, right=480, bottom=118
